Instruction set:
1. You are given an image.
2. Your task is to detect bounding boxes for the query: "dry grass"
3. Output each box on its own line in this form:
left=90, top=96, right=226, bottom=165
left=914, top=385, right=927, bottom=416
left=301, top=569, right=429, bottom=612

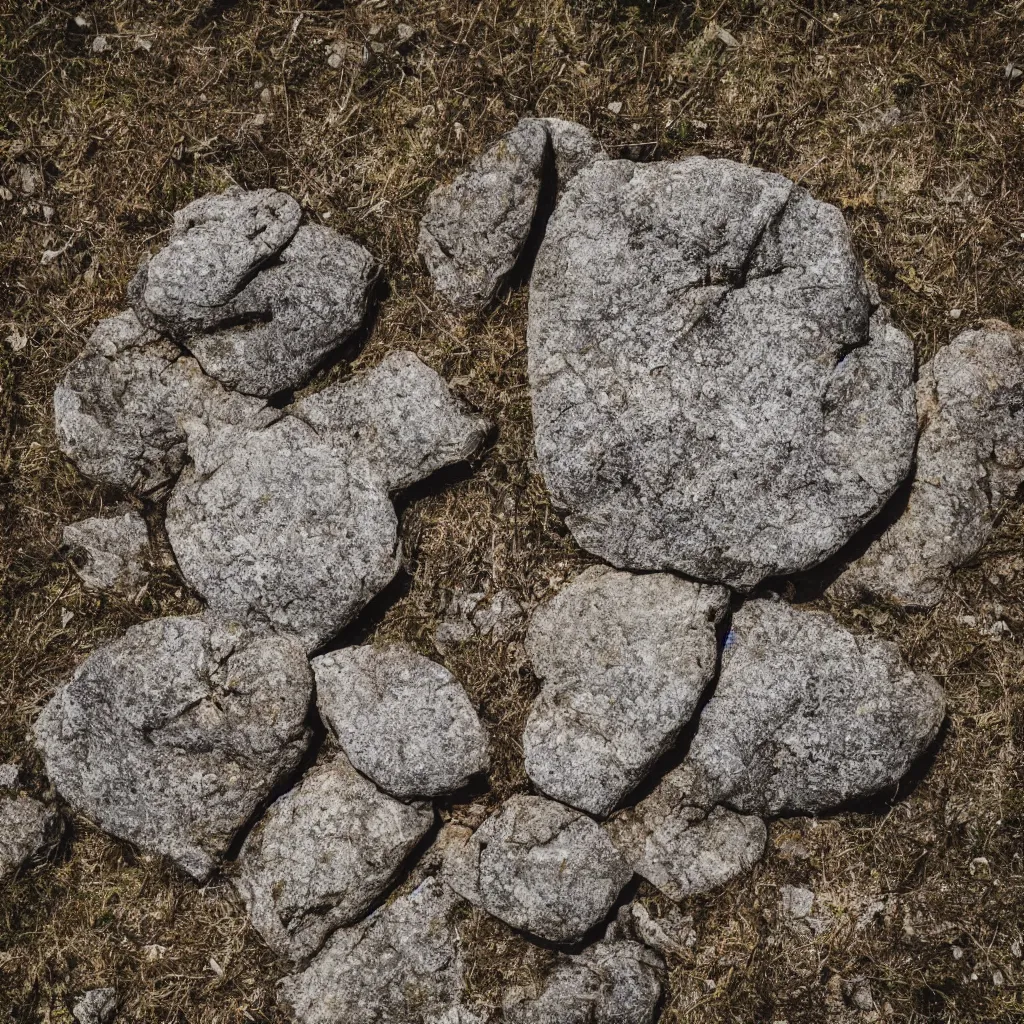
left=1, top=0, right=1023, bottom=1020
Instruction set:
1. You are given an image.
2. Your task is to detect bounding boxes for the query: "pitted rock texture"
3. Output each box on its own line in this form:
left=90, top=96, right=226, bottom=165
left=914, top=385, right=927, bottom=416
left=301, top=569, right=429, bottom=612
left=443, top=794, right=632, bottom=943
left=166, top=352, right=488, bottom=651
left=833, top=321, right=1024, bottom=607
left=72, top=988, right=117, bottom=1024
left=524, top=566, right=728, bottom=816
left=536, top=117, right=607, bottom=194
left=280, top=877, right=479, bottom=1024
left=504, top=939, right=663, bottom=1024
left=62, top=507, right=150, bottom=593
left=35, top=616, right=312, bottom=880
left=528, top=157, right=917, bottom=588
left=234, top=754, right=434, bottom=962
left=0, top=795, right=60, bottom=880
left=313, top=643, right=489, bottom=799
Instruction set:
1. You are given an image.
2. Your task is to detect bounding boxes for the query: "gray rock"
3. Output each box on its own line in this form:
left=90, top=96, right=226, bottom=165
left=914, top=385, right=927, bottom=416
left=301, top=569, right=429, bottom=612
left=524, top=566, right=728, bottom=817
left=503, top=938, right=663, bottom=1024
left=624, top=902, right=697, bottom=957
left=34, top=616, right=312, bottom=880
left=0, top=795, right=60, bottom=880
left=313, top=643, right=489, bottom=799
left=72, top=988, right=117, bottom=1024
left=234, top=754, right=433, bottom=962
left=778, top=885, right=830, bottom=938
left=0, top=763, right=20, bottom=791
left=535, top=117, right=607, bottom=194
left=528, top=156, right=917, bottom=588
left=279, top=877, right=480, bottom=1024
left=166, top=352, right=488, bottom=651
left=843, top=976, right=875, bottom=1012
left=832, top=322, right=1024, bottom=607
left=443, top=794, right=632, bottom=943
left=433, top=587, right=525, bottom=654
left=418, top=119, right=548, bottom=310
left=62, top=508, right=150, bottom=593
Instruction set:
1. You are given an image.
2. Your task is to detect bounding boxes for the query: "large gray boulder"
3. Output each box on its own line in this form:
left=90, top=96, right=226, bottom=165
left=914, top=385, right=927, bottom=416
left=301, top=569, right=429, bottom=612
left=62, top=507, right=150, bottom=594
left=832, top=321, right=1024, bottom=607
left=524, top=566, right=728, bottom=816
left=35, top=616, right=312, bottom=880
left=528, top=157, right=917, bottom=588
left=443, top=794, right=632, bottom=943
left=313, top=643, right=489, bottom=799
left=0, top=795, right=60, bottom=880
left=234, top=754, right=433, bottom=962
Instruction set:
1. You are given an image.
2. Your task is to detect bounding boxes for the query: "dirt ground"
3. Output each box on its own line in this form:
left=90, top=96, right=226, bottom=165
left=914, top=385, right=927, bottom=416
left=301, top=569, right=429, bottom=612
left=2, top=1, right=1023, bottom=1021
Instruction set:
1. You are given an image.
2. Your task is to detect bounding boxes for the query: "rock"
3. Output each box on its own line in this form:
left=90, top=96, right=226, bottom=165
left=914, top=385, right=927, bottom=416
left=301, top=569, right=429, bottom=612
left=443, top=794, right=632, bottom=943
left=418, top=118, right=548, bottom=310
left=62, top=507, right=150, bottom=593
left=523, top=566, right=728, bottom=816
left=234, top=754, right=434, bottom=962
left=625, top=903, right=697, bottom=957
left=35, top=616, right=312, bottom=880
left=535, top=117, right=607, bottom=194
left=843, top=976, right=875, bottom=1012
left=166, top=353, right=488, bottom=651
left=504, top=938, right=663, bottom=1024
left=433, top=588, right=525, bottom=654
left=779, top=885, right=830, bottom=938
left=0, top=795, right=60, bottom=880
left=0, top=763, right=20, bottom=791
left=528, top=157, right=917, bottom=588
left=72, top=988, right=117, bottom=1024
left=313, top=643, right=489, bottom=799
left=832, top=322, right=1024, bottom=607
left=279, top=877, right=480, bottom=1024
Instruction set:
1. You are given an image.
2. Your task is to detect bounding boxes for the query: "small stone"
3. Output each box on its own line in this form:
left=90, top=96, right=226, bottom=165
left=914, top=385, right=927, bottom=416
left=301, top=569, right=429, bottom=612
left=443, top=793, right=632, bottom=943
left=396, top=23, right=415, bottom=43
left=0, top=795, right=60, bottom=879
left=606, top=101, right=623, bottom=114
left=6, top=329, right=27, bottom=352
left=779, top=885, right=815, bottom=921
left=842, top=976, right=875, bottom=1012
left=72, top=988, right=117, bottom=1024
left=433, top=588, right=525, bottom=653
left=313, top=643, right=489, bottom=799
left=234, top=754, right=434, bottom=962
left=0, top=764, right=20, bottom=791
left=35, top=616, right=312, bottom=880
left=627, top=903, right=697, bottom=957
left=327, top=51, right=343, bottom=68
left=62, top=507, right=150, bottom=593
left=91, top=35, right=108, bottom=53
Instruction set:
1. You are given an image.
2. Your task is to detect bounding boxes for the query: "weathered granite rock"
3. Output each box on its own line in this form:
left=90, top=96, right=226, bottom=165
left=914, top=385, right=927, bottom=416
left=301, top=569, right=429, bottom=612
left=313, top=644, right=489, bottom=799
left=536, top=117, right=607, bottom=194
left=0, top=764, right=20, bottom=791
left=62, top=508, right=150, bottom=593
left=528, top=157, right=917, bottom=588
left=35, top=616, right=312, bottom=880
left=443, top=794, right=632, bottom=943
left=166, top=353, right=488, bottom=651
left=504, top=939, right=663, bottom=1024
left=235, top=754, right=434, bottom=962
left=832, top=322, right=1024, bottom=607
left=72, top=988, right=117, bottom=1024
left=418, top=119, right=548, bottom=310
left=279, top=877, right=479, bottom=1024
left=524, top=566, right=728, bottom=816
left=0, top=795, right=60, bottom=880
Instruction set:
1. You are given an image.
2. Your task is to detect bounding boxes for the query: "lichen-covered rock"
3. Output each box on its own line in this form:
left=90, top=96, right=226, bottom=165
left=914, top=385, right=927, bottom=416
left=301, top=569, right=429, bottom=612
left=443, top=794, right=632, bottom=943
left=528, top=157, right=917, bottom=588
left=535, top=117, right=607, bottom=194
left=72, top=988, right=117, bottom=1024
left=418, top=119, right=548, bottom=310
left=504, top=939, right=663, bottom=1024
left=279, top=878, right=480, bottom=1024
left=0, top=795, right=60, bottom=880
left=313, top=643, right=489, bottom=799
left=62, top=507, right=150, bottom=593
left=35, top=616, right=312, bottom=880
left=166, top=353, right=488, bottom=651
left=832, top=322, right=1024, bottom=607
left=524, top=566, right=728, bottom=817
left=234, top=754, right=434, bottom=962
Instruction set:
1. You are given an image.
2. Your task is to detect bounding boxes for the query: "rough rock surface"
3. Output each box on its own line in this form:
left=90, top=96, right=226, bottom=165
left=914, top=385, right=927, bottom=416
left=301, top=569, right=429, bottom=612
left=72, top=988, right=117, bottom=1024
left=0, top=795, right=59, bottom=880
left=279, top=877, right=480, bottom=1024
left=433, top=587, right=525, bottom=653
left=313, top=643, right=489, bottom=799
left=536, top=117, right=607, bottom=194
left=0, top=763, right=20, bottom=791
left=524, top=566, right=728, bottom=816
left=35, top=616, right=312, bottom=880
left=166, top=352, right=488, bottom=651
left=623, top=903, right=697, bottom=957
left=832, top=322, right=1024, bottom=607
left=504, top=939, right=663, bottom=1024
left=528, top=156, right=917, bottom=587
left=62, top=507, right=150, bottom=593
left=418, top=118, right=548, bottom=310
left=234, top=754, right=433, bottom=962
left=443, top=794, right=632, bottom=943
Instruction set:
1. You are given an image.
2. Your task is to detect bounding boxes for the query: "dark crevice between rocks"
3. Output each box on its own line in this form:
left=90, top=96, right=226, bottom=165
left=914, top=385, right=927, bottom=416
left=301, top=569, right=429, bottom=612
left=312, top=570, right=414, bottom=658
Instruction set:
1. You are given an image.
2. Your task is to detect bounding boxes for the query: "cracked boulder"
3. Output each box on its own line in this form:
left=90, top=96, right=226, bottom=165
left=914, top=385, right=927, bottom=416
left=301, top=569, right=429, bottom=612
left=166, top=352, right=488, bottom=651
left=443, top=794, right=632, bottom=943
left=34, top=616, right=312, bottom=880
left=536, top=117, right=607, bottom=196
left=0, top=795, right=60, bottom=880
left=234, top=754, right=434, bottom=962
left=524, top=566, right=728, bottom=817
left=313, top=643, right=489, bottom=799
left=528, top=157, right=917, bottom=588
left=62, top=507, right=151, bottom=593
left=832, top=321, right=1024, bottom=607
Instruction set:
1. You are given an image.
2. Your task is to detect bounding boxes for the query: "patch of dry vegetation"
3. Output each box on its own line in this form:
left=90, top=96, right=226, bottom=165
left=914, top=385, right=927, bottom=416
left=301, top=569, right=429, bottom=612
left=1, top=1, right=1022, bottom=1021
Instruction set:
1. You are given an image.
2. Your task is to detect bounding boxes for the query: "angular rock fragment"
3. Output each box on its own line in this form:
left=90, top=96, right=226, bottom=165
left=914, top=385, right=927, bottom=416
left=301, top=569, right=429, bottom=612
left=0, top=795, right=60, bottom=880
left=535, top=116, right=607, bottom=194
left=72, top=988, right=117, bottom=1024
left=313, top=643, right=489, bottom=799
left=524, top=566, right=728, bottom=816
left=528, top=157, right=917, bottom=587
left=443, top=794, right=632, bottom=943
left=35, top=616, right=312, bottom=880
left=235, top=754, right=434, bottom=962
left=62, top=507, right=150, bottom=593
left=833, top=322, right=1024, bottom=607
